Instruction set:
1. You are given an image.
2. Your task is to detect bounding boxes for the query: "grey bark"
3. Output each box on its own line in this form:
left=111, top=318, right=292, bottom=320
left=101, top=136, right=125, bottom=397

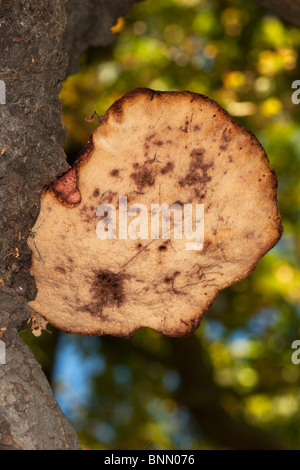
left=0, top=0, right=138, bottom=450
left=0, top=314, right=79, bottom=450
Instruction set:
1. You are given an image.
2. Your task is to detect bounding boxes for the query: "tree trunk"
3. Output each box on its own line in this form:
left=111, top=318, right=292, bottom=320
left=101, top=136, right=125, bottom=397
left=0, top=0, right=138, bottom=450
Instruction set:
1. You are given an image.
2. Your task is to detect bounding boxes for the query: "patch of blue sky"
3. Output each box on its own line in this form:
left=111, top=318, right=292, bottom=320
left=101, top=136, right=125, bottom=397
left=247, top=307, right=280, bottom=336
left=52, top=334, right=106, bottom=420
left=202, top=318, right=226, bottom=343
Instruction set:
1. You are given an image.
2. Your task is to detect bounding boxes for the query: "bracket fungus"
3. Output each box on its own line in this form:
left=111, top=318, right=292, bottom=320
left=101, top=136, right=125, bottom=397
left=28, top=88, right=282, bottom=337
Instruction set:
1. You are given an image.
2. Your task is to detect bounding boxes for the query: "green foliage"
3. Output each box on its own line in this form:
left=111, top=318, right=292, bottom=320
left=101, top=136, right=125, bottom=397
left=22, top=0, right=300, bottom=450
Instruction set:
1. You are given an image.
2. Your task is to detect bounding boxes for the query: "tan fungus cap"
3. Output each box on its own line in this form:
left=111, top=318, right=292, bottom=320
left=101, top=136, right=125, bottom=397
left=28, top=88, right=282, bottom=337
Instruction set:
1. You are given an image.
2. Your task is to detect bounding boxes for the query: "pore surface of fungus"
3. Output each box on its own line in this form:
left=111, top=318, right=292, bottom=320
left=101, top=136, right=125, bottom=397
left=28, top=88, right=282, bottom=337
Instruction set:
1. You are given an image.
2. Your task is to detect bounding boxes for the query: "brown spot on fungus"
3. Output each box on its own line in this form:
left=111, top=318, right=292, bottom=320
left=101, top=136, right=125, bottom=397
left=130, top=166, right=154, bottom=191
left=221, top=125, right=233, bottom=143
left=101, top=191, right=117, bottom=204
left=89, top=270, right=127, bottom=312
left=164, top=271, right=180, bottom=283
left=179, top=148, right=213, bottom=187
left=158, top=245, right=167, bottom=251
left=179, top=124, right=188, bottom=133
left=55, top=267, right=66, bottom=275
left=145, top=133, right=156, bottom=141
left=160, top=161, right=174, bottom=174
left=245, top=231, right=255, bottom=239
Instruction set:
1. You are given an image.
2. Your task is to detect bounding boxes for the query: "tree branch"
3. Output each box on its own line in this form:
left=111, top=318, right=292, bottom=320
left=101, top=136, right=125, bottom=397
left=255, top=0, right=300, bottom=28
